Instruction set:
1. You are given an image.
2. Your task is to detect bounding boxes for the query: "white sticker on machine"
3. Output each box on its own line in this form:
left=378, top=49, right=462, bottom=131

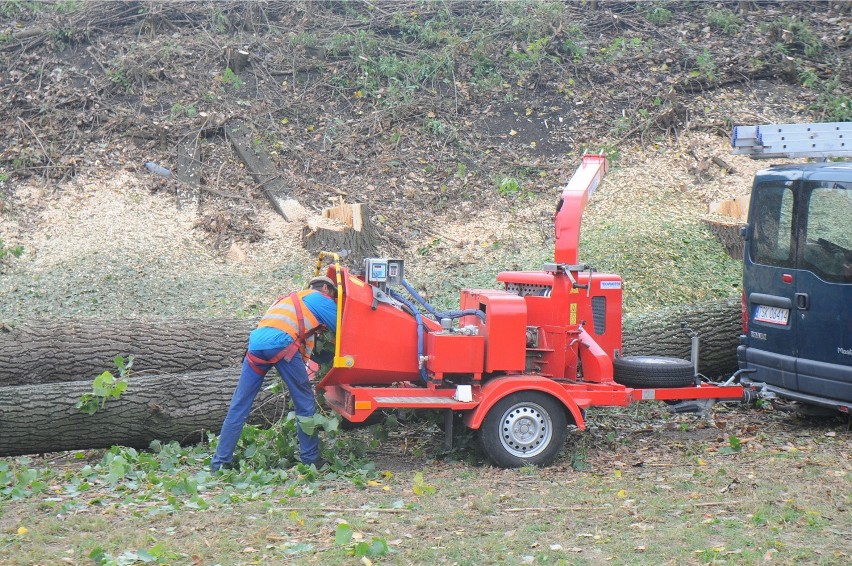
left=600, top=281, right=622, bottom=290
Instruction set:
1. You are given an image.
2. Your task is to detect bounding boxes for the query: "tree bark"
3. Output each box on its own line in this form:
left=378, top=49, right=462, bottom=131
left=622, top=299, right=741, bottom=379
left=0, top=367, right=287, bottom=457
left=0, top=318, right=255, bottom=386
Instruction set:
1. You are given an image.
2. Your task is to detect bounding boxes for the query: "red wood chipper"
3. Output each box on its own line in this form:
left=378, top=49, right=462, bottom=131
left=314, top=154, right=744, bottom=468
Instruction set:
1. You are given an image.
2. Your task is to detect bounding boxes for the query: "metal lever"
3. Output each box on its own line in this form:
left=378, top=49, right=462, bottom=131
left=681, top=323, right=700, bottom=384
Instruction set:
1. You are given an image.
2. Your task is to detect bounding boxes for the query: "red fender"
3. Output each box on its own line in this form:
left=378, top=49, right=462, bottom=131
left=577, top=326, right=614, bottom=382
left=463, top=375, right=587, bottom=430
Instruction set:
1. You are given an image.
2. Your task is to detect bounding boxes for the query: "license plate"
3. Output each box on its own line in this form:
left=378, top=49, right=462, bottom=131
left=754, top=304, right=789, bottom=325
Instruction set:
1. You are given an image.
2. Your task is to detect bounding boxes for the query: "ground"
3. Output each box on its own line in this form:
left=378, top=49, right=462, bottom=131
left=0, top=401, right=849, bottom=564
left=0, top=2, right=850, bottom=564
left=1, top=2, right=849, bottom=318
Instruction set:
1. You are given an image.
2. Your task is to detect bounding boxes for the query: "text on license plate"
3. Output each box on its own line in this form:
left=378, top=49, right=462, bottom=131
left=754, top=304, right=789, bottom=325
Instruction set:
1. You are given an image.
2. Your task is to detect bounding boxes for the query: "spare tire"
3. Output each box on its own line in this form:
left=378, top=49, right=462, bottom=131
left=613, top=356, right=694, bottom=388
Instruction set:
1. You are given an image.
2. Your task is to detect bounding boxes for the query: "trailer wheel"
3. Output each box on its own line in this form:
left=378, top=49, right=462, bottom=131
left=613, top=356, right=694, bottom=388
left=479, top=392, right=567, bottom=468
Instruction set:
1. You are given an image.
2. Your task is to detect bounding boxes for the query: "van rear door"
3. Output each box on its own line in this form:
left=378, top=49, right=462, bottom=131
left=743, top=170, right=800, bottom=390
left=795, top=174, right=852, bottom=403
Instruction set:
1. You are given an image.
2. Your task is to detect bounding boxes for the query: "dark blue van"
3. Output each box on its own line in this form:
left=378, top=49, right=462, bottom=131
left=737, top=162, right=852, bottom=412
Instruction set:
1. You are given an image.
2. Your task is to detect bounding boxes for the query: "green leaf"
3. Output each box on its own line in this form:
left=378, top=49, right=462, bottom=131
left=91, top=371, right=115, bottom=396
left=297, top=415, right=318, bottom=436
left=75, top=394, right=98, bottom=415
left=88, top=547, right=106, bottom=563
left=412, top=471, right=435, bottom=496
left=368, top=537, right=389, bottom=556
left=323, top=416, right=340, bottom=433
left=728, top=435, right=742, bottom=451
left=283, top=543, right=314, bottom=555
left=111, top=380, right=128, bottom=398
left=353, top=541, right=370, bottom=557
left=334, top=523, right=354, bottom=545
left=107, top=456, right=128, bottom=484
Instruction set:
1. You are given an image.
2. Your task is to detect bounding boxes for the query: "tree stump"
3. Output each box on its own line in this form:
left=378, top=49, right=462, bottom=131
left=705, top=219, right=746, bottom=260
left=302, top=201, right=379, bottom=266
left=224, top=47, right=250, bottom=73
left=706, top=196, right=749, bottom=260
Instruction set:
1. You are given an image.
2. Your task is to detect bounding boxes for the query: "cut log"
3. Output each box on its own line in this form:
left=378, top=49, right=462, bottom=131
left=0, top=299, right=742, bottom=455
left=622, top=299, right=741, bottom=379
left=224, top=122, right=307, bottom=221
left=302, top=200, right=379, bottom=266
left=0, top=367, right=286, bottom=457
left=711, top=156, right=736, bottom=174
left=175, top=137, right=203, bottom=208
left=0, top=318, right=255, bottom=386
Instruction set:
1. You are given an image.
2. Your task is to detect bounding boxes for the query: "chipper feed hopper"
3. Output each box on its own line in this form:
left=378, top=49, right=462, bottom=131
left=316, top=154, right=743, bottom=468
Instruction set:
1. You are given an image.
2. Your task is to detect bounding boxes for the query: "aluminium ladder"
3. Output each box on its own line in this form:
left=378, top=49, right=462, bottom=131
left=731, top=121, right=851, bottom=159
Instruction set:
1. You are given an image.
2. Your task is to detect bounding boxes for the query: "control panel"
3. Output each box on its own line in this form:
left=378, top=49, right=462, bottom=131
left=364, top=258, right=404, bottom=290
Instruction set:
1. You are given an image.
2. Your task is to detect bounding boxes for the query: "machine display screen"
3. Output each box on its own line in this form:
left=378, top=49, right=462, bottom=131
left=370, top=261, right=387, bottom=281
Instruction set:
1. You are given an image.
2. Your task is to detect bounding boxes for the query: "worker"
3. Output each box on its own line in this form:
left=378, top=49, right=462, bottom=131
left=211, top=275, right=339, bottom=472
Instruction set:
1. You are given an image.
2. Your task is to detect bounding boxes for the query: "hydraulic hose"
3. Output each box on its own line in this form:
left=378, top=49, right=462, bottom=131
left=388, top=289, right=429, bottom=383
left=400, top=279, right=485, bottom=323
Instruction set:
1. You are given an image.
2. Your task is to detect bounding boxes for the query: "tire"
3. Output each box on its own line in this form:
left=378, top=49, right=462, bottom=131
left=613, top=356, right=694, bottom=388
left=479, top=392, right=568, bottom=468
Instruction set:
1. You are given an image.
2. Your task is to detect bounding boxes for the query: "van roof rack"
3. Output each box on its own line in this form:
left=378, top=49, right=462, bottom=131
left=731, top=122, right=851, bottom=159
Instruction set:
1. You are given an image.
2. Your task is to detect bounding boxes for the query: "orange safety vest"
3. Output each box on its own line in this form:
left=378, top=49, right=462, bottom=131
left=256, top=290, right=322, bottom=358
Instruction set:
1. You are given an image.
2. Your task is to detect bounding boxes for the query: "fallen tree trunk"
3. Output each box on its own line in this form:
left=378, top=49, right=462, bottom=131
left=0, top=300, right=742, bottom=456
left=0, top=367, right=286, bottom=457
left=225, top=122, right=307, bottom=221
left=622, top=298, right=741, bottom=378
left=0, top=318, right=255, bottom=386
left=1, top=300, right=742, bottom=387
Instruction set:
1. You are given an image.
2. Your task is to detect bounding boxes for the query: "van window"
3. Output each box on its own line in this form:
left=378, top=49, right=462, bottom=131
left=751, top=182, right=795, bottom=268
left=802, top=181, right=852, bottom=283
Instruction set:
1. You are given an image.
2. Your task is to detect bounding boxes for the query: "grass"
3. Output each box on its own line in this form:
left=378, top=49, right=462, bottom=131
left=2, top=406, right=849, bottom=564
left=705, top=6, right=741, bottom=35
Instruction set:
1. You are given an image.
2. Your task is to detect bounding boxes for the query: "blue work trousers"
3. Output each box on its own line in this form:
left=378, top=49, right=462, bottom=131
left=211, top=348, right=319, bottom=469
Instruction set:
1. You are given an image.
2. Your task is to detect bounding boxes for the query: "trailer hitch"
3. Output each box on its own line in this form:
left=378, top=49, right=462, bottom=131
left=668, top=398, right=715, bottom=415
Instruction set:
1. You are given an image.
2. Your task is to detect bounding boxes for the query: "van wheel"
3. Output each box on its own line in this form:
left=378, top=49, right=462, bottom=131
left=479, top=392, right=567, bottom=468
left=613, top=356, right=694, bottom=388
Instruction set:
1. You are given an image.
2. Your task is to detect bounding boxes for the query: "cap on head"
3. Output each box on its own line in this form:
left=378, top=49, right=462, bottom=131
left=309, top=275, right=337, bottom=296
